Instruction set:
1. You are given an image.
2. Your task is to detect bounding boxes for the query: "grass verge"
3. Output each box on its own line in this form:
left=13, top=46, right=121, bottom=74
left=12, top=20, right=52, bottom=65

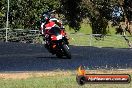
left=0, top=70, right=131, bottom=88
left=65, top=23, right=132, bottom=48
left=68, top=34, right=132, bottom=48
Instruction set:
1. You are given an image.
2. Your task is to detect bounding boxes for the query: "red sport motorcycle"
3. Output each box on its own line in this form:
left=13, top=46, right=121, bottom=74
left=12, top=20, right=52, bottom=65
left=44, top=27, right=71, bottom=59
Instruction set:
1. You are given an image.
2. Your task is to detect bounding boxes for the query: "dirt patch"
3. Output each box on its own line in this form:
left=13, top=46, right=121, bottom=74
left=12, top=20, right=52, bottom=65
left=0, top=71, right=72, bottom=79
left=87, top=69, right=132, bottom=74
left=0, top=73, right=31, bottom=79
left=0, top=69, right=132, bottom=79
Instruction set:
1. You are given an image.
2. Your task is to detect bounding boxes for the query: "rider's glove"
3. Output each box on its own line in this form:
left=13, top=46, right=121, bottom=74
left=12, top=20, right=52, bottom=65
left=60, top=25, right=65, bottom=29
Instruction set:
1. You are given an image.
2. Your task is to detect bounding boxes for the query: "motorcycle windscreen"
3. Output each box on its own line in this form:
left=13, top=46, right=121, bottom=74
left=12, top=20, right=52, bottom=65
left=48, top=27, right=61, bottom=36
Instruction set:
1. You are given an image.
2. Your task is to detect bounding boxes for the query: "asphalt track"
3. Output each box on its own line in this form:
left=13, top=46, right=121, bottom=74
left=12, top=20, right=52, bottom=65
left=0, top=42, right=132, bottom=71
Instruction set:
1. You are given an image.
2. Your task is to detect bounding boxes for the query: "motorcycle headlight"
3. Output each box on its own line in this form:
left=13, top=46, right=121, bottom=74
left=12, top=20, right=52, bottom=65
left=57, top=35, right=63, bottom=40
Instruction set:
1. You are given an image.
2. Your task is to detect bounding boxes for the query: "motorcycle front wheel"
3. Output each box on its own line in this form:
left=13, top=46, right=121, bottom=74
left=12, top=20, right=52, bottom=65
left=62, top=44, right=71, bottom=59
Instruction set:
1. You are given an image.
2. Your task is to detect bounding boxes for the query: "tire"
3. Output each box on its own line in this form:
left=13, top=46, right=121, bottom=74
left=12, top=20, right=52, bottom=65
left=62, top=44, right=71, bottom=59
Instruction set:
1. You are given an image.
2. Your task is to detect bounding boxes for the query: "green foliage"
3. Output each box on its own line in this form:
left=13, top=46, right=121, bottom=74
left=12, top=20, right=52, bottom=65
left=0, top=75, right=132, bottom=88
left=60, top=0, right=83, bottom=31
left=0, top=0, right=5, bottom=28
left=0, top=0, right=131, bottom=34
left=0, top=0, right=60, bottom=29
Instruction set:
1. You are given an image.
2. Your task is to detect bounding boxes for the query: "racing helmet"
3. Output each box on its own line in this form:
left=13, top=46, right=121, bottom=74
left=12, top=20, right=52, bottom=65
left=41, top=12, right=50, bottom=22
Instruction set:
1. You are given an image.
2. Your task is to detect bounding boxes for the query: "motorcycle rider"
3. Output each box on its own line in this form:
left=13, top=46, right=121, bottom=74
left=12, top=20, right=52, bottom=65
left=39, top=10, right=66, bottom=53
left=40, top=10, right=64, bottom=35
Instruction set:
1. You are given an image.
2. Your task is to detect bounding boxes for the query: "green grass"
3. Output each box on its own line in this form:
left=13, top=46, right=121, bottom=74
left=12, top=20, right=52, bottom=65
left=65, top=23, right=132, bottom=48
left=65, top=23, right=92, bottom=34
left=68, top=34, right=131, bottom=48
left=0, top=75, right=131, bottom=88
left=65, top=22, right=116, bottom=34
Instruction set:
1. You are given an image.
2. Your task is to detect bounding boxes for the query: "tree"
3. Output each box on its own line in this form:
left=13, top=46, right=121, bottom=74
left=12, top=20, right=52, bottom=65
left=0, top=0, right=60, bottom=29
left=0, top=0, right=6, bottom=28
left=0, top=0, right=131, bottom=35
left=60, top=0, right=83, bottom=31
